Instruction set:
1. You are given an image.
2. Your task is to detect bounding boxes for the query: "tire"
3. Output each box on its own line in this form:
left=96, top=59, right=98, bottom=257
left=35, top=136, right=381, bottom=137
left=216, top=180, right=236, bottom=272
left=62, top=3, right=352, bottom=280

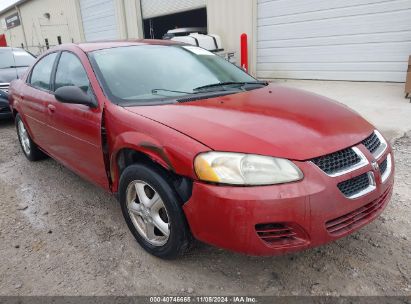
left=119, top=164, right=192, bottom=259
left=15, top=114, right=47, bottom=161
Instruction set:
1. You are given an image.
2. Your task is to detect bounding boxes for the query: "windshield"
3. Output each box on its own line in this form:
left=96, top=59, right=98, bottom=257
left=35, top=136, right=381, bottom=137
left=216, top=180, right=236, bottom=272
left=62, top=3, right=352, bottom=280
left=0, top=49, right=35, bottom=69
left=90, top=45, right=257, bottom=104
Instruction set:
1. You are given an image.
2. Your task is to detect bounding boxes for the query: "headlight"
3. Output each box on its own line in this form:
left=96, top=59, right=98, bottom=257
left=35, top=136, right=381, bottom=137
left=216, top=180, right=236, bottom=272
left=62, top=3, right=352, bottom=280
left=194, top=152, right=303, bottom=186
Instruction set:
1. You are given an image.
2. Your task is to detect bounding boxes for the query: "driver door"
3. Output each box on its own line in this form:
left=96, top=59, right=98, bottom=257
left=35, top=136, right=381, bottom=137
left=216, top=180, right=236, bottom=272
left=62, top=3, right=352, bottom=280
left=45, top=51, right=109, bottom=189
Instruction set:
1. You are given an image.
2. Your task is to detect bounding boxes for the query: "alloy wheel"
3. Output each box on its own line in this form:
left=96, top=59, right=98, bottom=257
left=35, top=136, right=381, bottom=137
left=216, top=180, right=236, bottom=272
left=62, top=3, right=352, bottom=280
left=126, top=180, right=170, bottom=246
left=18, top=120, right=31, bottom=155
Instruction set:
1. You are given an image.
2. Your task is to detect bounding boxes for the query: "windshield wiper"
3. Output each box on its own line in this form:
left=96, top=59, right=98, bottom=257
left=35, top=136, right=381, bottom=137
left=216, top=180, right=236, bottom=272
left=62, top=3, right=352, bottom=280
left=193, top=81, right=268, bottom=92
left=0, top=65, right=30, bottom=69
left=152, top=88, right=194, bottom=96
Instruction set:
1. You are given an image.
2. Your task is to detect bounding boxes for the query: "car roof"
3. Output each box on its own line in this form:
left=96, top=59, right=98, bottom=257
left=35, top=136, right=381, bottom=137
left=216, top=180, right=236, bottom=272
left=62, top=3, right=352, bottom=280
left=0, top=47, right=27, bottom=52
left=75, top=39, right=185, bottom=53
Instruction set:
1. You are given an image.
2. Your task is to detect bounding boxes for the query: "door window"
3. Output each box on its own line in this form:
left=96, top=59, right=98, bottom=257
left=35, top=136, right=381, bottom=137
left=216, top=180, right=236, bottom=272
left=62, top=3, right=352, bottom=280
left=55, top=52, right=90, bottom=93
left=29, top=52, right=58, bottom=91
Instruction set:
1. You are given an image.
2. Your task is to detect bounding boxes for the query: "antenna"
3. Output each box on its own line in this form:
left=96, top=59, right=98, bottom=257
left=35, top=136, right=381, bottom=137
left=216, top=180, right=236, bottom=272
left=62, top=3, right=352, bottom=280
left=11, top=48, right=18, bottom=78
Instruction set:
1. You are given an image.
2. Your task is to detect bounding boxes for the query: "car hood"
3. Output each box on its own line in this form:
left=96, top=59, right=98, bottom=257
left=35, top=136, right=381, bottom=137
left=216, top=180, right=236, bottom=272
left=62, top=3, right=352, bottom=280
left=0, top=67, right=28, bottom=83
left=125, top=84, right=374, bottom=160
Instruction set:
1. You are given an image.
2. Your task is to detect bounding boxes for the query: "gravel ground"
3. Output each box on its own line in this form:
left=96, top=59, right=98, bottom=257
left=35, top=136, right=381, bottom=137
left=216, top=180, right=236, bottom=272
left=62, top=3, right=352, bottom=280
left=0, top=118, right=410, bottom=296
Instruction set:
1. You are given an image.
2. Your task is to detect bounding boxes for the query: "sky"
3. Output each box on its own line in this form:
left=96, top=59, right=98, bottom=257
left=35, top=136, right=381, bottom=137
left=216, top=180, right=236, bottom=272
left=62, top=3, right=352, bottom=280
left=0, top=0, right=19, bottom=13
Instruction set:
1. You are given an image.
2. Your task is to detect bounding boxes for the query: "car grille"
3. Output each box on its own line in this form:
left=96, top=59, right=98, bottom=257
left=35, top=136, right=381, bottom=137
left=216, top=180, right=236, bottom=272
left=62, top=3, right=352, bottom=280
left=337, top=173, right=371, bottom=197
left=311, top=147, right=361, bottom=175
left=379, top=157, right=388, bottom=175
left=255, top=223, right=307, bottom=247
left=362, top=132, right=381, bottom=155
left=0, top=83, right=9, bottom=94
left=0, top=106, right=11, bottom=113
left=326, top=186, right=392, bottom=235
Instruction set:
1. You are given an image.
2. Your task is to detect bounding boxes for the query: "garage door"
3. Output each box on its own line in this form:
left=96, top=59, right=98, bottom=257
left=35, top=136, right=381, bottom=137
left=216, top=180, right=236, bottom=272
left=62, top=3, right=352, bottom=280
left=257, top=0, right=411, bottom=82
left=80, top=0, right=118, bottom=41
left=141, top=0, right=206, bottom=19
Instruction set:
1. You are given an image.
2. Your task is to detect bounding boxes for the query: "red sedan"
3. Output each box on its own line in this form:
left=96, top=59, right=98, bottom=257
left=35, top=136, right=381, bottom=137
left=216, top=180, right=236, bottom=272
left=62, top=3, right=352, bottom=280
left=9, top=41, right=394, bottom=259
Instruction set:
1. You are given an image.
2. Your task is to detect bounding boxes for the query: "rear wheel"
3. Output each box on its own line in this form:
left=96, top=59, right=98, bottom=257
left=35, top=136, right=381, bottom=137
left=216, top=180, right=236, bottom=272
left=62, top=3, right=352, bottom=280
left=119, top=164, right=192, bottom=259
left=15, top=114, right=46, bottom=161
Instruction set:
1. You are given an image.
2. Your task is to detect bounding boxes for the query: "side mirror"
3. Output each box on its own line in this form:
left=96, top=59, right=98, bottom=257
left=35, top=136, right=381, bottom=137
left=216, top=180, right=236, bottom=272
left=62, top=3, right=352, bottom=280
left=55, top=86, right=97, bottom=108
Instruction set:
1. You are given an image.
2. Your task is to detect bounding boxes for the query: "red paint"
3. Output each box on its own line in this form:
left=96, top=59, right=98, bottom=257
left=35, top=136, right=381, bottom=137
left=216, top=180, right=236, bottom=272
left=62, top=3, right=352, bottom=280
left=184, top=152, right=394, bottom=255
left=0, top=34, right=7, bottom=47
left=128, top=85, right=375, bottom=160
left=9, top=41, right=395, bottom=255
left=241, top=33, right=248, bottom=72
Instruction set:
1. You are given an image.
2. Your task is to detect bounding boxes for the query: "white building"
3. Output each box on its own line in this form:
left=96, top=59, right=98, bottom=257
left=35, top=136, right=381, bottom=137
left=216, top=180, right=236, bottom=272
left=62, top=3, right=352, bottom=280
left=1, top=0, right=410, bottom=82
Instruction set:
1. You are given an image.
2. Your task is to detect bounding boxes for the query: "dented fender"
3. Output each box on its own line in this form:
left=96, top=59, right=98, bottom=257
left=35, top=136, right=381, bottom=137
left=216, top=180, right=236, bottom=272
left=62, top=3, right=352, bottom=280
left=104, top=104, right=210, bottom=192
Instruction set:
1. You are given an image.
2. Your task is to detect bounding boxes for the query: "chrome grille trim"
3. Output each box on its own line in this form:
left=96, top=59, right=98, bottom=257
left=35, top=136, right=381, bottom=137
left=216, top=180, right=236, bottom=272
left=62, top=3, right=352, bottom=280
left=381, top=154, right=392, bottom=184
left=339, top=172, right=377, bottom=200
left=311, top=147, right=369, bottom=177
left=372, top=131, right=388, bottom=159
left=379, top=158, right=388, bottom=175
left=362, top=132, right=381, bottom=154
left=363, top=130, right=387, bottom=160
left=0, top=83, right=10, bottom=94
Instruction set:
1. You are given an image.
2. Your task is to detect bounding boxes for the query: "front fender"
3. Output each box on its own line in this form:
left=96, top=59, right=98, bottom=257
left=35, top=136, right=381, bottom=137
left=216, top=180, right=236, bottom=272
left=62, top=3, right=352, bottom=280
left=104, top=103, right=211, bottom=192
left=110, top=131, right=174, bottom=174
left=109, top=130, right=210, bottom=193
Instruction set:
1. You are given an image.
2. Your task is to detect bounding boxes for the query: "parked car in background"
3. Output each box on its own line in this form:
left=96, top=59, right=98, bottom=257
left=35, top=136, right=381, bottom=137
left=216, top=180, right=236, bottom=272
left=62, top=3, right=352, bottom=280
left=0, top=47, right=35, bottom=119
left=9, top=41, right=394, bottom=259
left=163, top=28, right=236, bottom=64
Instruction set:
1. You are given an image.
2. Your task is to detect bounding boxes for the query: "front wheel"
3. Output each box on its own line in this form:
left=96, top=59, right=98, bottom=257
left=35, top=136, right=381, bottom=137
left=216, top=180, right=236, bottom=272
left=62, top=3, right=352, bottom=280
left=119, top=164, right=192, bottom=259
left=15, top=114, right=47, bottom=161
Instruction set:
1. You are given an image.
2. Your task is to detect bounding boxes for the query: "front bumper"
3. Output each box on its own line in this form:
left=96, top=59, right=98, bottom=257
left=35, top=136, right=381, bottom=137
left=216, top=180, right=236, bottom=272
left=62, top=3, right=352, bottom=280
left=183, top=146, right=394, bottom=256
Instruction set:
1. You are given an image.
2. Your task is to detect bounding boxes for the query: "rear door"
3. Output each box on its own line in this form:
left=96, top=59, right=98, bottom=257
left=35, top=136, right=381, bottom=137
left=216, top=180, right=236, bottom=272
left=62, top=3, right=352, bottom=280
left=45, top=51, right=109, bottom=189
left=21, top=52, right=58, bottom=148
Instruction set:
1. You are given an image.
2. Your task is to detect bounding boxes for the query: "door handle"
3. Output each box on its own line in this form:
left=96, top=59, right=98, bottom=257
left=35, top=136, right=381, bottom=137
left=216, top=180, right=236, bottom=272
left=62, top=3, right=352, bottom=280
left=47, top=104, right=56, bottom=113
